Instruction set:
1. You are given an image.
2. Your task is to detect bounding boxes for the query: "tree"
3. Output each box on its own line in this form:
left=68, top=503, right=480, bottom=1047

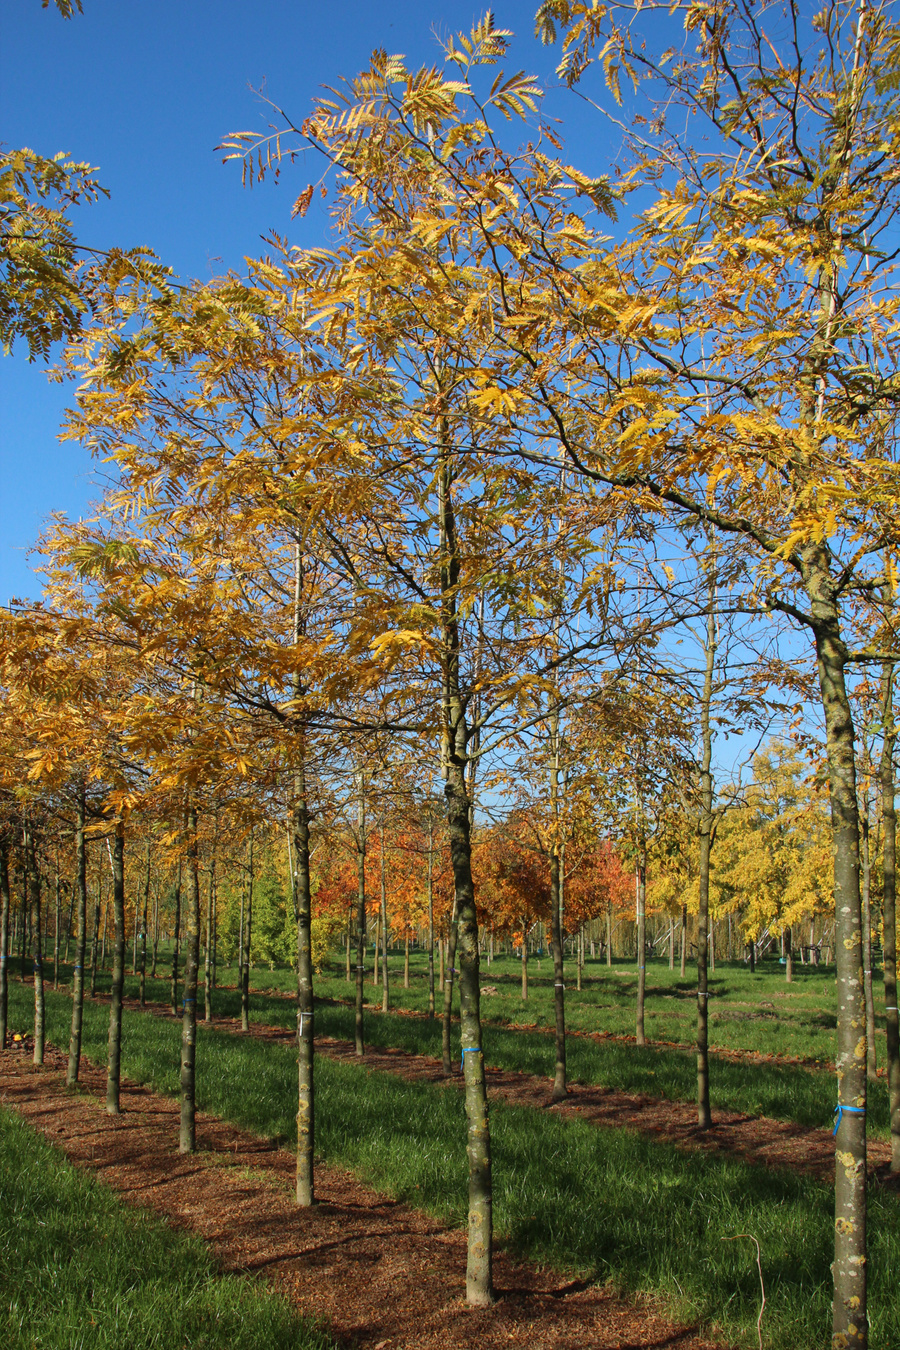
left=532, top=4, right=900, bottom=1341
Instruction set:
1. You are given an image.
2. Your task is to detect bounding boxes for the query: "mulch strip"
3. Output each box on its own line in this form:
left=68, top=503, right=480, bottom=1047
left=1, top=1036, right=730, bottom=1350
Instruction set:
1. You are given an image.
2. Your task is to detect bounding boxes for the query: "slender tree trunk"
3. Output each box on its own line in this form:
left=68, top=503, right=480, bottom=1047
left=139, top=833, right=151, bottom=1007
left=26, top=828, right=44, bottom=1066
left=680, top=902, right=688, bottom=977
left=427, top=821, right=436, bottom=1018
left=880, top=660, right=899, bottom=1173
left=131, top=877, right=139, bottom=977
left=404, top=931, right=410, bottom=988
left=635, top=854, right=647, bottom=1047
left=99, top=893, right=109, bottom=970
left=441, top=900, right=459, bottom=1075
left=380, top=822, right=390, bottom=1013
left=204, top=855, right=214, bottom=1024
left=238, top=879, right=245, bottom=1001
left=106, top=825, right=126, bottom=1114
left=345, top=909, right=351, bottom=982
left=67, top=787, right=88, bottom=1085
left=53, top=864, right=60, bottom=990
left=0, top=833, right=9, bottom=1051
left=548, top=700, right=567, bottom=1099
left=696, top=576, right=716, bottom=1131
left=150, top=881, right=159, bottom=979
left=373, top=911, right=380, bottom=987
left=64, top=883, right=74, bottom=965
left=438, top=421, right=492, bottom=1306
left=89, top=859, right=102, bottom=998
left=355, top=780, right=366, bottom=1056
left=242, top=831, right=253, bottom=1033
left=19, top=863, right=27, bottom=982
left=180, top=805, right=201, bottom=1153
left=860, top=810, right=877, bottom=1081
left=801, top=560, right=867, bottom=1349
left=785, top=924, right=793, bottom=984
left=550, top=845, right=567, bottom=1099
left=521, top=918, right=528, bottom=1001
left=606, top=901, right=612, bottom=965
left=170, top=861, right=182, bottom=1016
left=293, top=760, right=315, bottom=1207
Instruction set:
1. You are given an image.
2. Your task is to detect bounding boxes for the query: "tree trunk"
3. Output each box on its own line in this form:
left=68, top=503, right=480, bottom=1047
left=606, top=901, right=612, bottom=965
left=521, top=919, right=528, bottom=1001
left=445, top=753, right=492, bottom=1305
left=106, top=825, right=126, bottom=1114
left=150, top=881, right=159, bottom=979
left=439, top=421, right=493, bottom=1306
left=89, top=862, right=102, bottom=998
left=26, top=827, right=44, bottom=1066
left=635, top=855, right=647, bottom=1047
left=860, top=810, right=877, bottom=1081
left=550, top=845, right=567, bottom=1099
left=53, top=865, right=60, bottom=990
left=680, top=902, right=687, bottom=977
left=380, top=822, right=390, bottom=1013
left=880, top=660, right=899, bottom=1173
left=373, top=911, right=380, bottom=987
left=0, top=833, right=9, bottom=1051
left=67, top=786, right=88, bottom=1085
left=170, top=861, right=182, bottom=1016
left=427, top=820, right=436, bottom=1017
left=785, top=924, right=793, bottom=984
left=139, top=833, right=151, bottom=1007
left=293, top=764, right=315, bottom=1207
left=204, top=854, right=214, bottom=1024
left=242, top=831, right=253, bottom=1033
left=801, top=558, right=867, bottom=1349
left=404, top=931, right=410, bottom=988
left=180, top=805, right=201, bottom=1153
left=355, top=780, right=366, bottom=1056
left=19, top=863, right=28, bottom=982
left=696, top=576, right=716, bottom=1131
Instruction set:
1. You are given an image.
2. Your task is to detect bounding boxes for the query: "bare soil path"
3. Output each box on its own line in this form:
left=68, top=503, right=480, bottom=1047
left=1, top=1036, right=729, bottom=1350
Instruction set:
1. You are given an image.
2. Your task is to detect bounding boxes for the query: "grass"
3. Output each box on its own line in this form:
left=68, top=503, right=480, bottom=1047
left=69, top=954, right=893, bottom=1136
left=0, top=1101, right=336, bottom=1350
left=6, top=980, right=900, bottom=1350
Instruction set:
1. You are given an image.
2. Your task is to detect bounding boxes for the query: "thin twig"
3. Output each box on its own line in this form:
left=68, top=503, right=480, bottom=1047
left=723, top=1233, right=765, bottom=1350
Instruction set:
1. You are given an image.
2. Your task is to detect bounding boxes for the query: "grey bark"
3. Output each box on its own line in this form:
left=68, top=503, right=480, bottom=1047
left=0, top=833, right=10, bottom=1051
left=180, top=806, right=201, bottom=1153
left=106, top=826, right=126, bottom=1114
left=67, top=786, right=88, bottom=1085
left=26, top=826, right=44, bottom=1066
left=880, top=661, right=899, bottom=1172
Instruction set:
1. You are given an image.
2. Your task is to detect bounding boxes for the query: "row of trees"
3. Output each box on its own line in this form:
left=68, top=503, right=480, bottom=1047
left=4, top=1, right=900, bottom=1343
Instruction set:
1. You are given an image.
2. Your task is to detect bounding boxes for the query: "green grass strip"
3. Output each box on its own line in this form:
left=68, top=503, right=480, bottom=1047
left=86, top=961, right=891, bottom=1136
left=6, top=983, right=899, bottom=1350
left=0, top=1101, right=336, bottom=1350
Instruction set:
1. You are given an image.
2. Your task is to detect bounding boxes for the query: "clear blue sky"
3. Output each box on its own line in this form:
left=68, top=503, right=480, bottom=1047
left=3, top=0, right=616, bottom=604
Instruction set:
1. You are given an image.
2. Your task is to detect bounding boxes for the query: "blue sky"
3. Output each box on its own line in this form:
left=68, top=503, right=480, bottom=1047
left=3, top=0, right=613, bottom=603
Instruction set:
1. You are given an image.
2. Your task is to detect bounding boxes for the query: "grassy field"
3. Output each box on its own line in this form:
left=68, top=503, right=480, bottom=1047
left=5, top=980, right=900, bottom=1350
left=57, top=950, right=893, bottom=1136
left=0, top=1101, right=336, bottom=1350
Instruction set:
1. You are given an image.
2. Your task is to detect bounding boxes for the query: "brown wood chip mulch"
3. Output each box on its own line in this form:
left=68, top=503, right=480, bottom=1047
left=1, top=1036, right=731, bottom=1350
